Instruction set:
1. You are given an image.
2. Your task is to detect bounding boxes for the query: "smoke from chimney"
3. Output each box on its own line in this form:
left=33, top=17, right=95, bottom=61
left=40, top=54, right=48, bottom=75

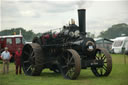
left=77, top=0, right=85, bottom=9
left=76, top=0, right=93, bottom=9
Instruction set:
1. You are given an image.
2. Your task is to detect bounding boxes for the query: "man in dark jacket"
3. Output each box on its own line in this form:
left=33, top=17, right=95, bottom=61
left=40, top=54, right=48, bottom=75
left=15, top=48, right=22, bottom=75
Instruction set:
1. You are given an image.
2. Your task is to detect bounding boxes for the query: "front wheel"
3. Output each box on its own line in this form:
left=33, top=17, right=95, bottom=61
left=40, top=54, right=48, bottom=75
left=91, top=48, right=112, bottom=77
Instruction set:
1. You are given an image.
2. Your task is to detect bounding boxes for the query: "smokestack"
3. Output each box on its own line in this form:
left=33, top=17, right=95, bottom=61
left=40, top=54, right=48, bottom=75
left=78, top=9, right=86, bottom=34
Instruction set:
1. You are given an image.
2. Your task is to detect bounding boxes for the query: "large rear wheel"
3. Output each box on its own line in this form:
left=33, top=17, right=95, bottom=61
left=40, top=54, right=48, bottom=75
left=21, top=43, right=44, bottom=76
left=59, top=49, right=81, bottom=80
left=91, top=48, right=112, bottom=77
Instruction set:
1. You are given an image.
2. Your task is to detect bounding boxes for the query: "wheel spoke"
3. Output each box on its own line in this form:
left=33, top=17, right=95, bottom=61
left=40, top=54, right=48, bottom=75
left=100, top=68, right=103, bottom=75
left=62, top=65, right=68, bottom=68
left=31, top=66, right=34, bottom=72
left=31, top=51, right=34, bottom=57
left=103, top=65, right=107, bottom=71
left=96, top=56, right=100, bottom=60
left=102, top=55, right=106, bottom=60
left=66, top=67, right=75, bottom=78
left=62, top=55, right=67, bottom=61
left=24, top=51, right=30, bottom=57
left=26, top=65, right=32, bottom=72
left=68, top=57, right=73, bottom=64
left=66, top=70, right=70, bottom=77
left=24, top=60, right=29, bottom=63
left=70, top=63, right=75, bottom=66
left=67, top=53, right=71, bottom=63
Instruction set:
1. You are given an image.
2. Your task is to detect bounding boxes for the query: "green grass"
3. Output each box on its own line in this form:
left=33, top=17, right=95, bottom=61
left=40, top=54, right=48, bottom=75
left=0, top=54, right=128, bottom=85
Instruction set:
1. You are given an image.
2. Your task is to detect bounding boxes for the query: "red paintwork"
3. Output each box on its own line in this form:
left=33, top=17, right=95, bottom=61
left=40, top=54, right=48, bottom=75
left=41, top=33, right=58, bottom=44
left=0, top=35, right=24, bottom=60
left=44, top=34, right=50, bottom=39
left=52, top=34, right=58, bottom=38
left=15, top=51, right=22, bottom=65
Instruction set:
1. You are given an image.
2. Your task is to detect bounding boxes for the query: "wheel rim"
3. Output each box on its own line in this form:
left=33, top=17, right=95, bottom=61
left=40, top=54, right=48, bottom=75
left=21, top=44, right=35, bottom=75
left=91, top=48, right=112, bottom=77
left=59, top=49, right=81, bottom=80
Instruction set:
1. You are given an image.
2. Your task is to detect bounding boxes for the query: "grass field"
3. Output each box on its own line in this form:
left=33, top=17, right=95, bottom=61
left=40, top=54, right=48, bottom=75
left=0, top=54, right=128, bottom=85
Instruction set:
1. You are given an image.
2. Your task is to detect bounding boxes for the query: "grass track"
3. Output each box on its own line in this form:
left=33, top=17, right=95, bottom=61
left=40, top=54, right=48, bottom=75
left=0, top=54, right=128, bottom=85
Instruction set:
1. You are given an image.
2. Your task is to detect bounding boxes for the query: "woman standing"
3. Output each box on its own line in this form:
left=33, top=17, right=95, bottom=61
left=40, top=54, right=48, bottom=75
left=15, top=48, right=22, bottom=75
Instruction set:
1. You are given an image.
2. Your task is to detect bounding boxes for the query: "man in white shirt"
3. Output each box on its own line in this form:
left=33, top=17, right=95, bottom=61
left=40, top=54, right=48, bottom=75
left=1, top=47, right=11, bottom=74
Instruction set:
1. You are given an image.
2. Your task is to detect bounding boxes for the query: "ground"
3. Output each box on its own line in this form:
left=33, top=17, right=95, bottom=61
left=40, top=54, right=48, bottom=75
left=0, top=54, right=128, bottom=85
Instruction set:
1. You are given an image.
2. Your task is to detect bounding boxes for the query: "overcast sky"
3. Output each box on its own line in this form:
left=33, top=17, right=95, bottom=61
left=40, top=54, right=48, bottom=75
left=0, top=0, right=128, bottom=36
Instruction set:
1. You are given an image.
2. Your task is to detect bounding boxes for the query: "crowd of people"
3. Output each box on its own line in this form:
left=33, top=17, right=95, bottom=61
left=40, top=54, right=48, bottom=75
left=1, top=47, right=22, bottom=75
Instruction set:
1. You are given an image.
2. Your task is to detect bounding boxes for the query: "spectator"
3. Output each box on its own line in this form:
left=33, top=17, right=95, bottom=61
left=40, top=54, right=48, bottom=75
left=1, top=47, right=11, bottom=74
left=15, top=48, right=22, bottom=75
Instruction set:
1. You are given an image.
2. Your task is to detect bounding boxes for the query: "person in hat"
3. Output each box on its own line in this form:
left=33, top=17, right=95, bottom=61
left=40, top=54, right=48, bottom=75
left=14, top=48, right=22, bottom=75
left=1, top=47, right=11, bottom=74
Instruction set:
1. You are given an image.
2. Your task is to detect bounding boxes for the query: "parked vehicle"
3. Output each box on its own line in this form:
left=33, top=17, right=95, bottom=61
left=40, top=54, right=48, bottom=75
left=94, top=38, right=113, bottom=52
left=112, top=37, right=128, bottom=54
left=0, top=34, right=25, bottom=61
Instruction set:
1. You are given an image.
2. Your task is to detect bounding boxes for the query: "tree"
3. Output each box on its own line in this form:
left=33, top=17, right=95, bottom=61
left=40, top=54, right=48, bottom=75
left=87, top=32, right=95, bottom=38
left=0, top=28, right=36, bottom=41
left=98, top=23, right=128, bottom=39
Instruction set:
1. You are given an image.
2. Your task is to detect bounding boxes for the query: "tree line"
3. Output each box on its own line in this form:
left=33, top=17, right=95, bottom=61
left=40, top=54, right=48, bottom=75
left=98, top=23, right=128, bottom=39
left=0, top=28, right=38, bottom=41
left=0, top=23, right=128, bottom=41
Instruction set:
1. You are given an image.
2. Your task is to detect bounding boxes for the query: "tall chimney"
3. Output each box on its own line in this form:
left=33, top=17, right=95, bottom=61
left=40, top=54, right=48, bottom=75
left=78, top=9, right=86, bottom=34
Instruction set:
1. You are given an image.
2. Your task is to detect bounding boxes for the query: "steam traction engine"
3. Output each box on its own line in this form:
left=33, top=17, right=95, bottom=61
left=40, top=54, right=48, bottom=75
left=21, top=9, right=112, bottom=80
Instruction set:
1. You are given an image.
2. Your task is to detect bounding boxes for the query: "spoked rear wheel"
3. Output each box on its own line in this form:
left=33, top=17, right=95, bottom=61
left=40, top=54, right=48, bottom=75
left=91, top=48, right=112, bottom=77
left=59, top=49, right=81, bottom=80
left=21, top=43, right=44, bottom=76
